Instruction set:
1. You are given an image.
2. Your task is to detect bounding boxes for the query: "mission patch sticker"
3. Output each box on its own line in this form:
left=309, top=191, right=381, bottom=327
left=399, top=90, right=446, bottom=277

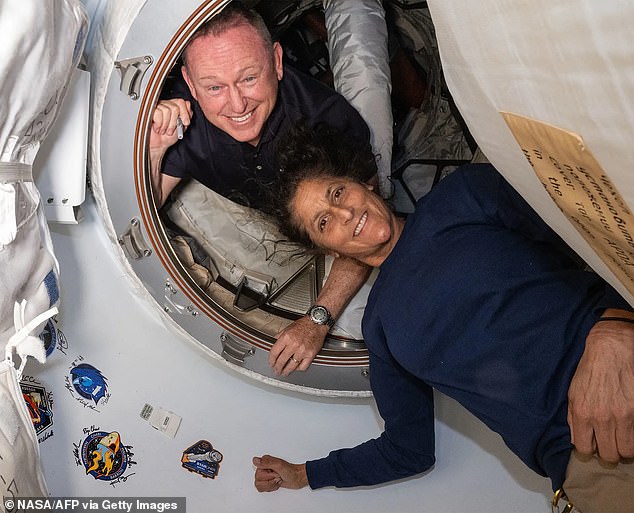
left=65, top=357, right=110, bottom=411
left=74, top=427, right=136, bottom=486
left=20, top=377, right=54, bottom=443
left=181, top=440, right=223, bottom=479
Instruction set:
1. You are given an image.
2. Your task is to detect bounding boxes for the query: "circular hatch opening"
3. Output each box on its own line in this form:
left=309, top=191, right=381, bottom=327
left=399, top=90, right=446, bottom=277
left=97, top=0, right=472, bottom=393
left=130, top=0, right=371, bottom=383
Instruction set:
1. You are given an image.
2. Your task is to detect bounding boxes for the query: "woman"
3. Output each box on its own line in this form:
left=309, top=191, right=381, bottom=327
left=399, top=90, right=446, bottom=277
left=253, top=125, right=634, bottom=512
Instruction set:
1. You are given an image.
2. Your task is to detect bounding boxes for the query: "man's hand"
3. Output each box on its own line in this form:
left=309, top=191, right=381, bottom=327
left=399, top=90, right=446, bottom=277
left=269, top=316, right=329, bottom=376
left=253, top=455, right=308, bottom=492
left=268, top=256, right=372, bottom=376
left=148, top=99, right=192, bottom=207
left=568, top=310, right=634, bottom=463
left=150, top=98, right=192, bottom=152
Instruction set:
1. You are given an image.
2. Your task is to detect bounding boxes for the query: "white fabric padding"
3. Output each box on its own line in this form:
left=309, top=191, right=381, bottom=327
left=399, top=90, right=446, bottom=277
left=427, top=0, right=634, bottom=305
left=0, top=0, right=88, bottom=503
left=167, top=180, right=312, bottom=290
left=0, top=0, right=88, bottom=347
left=323, top=0, right=393, bottom=198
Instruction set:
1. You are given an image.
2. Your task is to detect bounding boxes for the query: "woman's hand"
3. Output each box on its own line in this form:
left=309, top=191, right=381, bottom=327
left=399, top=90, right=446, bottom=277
left=568, top=310, right=634, bottom=463
left=253, top=455, right=308, bottom=492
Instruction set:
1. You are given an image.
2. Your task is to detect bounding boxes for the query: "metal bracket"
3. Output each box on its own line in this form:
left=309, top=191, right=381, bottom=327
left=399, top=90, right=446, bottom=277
left=118, top=218, right=152, bottom=259
left=163, top=280, right=199, bottom=316
left=220, top=332, right=255, bottom=366
left=114, top=55, right=153, bottom=100
left=233, top=276, right=270, bottom=312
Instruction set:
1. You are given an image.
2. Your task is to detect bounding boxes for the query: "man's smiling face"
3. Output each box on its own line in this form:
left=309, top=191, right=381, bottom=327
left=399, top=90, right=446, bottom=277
left=182, top=23, right=283, bottom=146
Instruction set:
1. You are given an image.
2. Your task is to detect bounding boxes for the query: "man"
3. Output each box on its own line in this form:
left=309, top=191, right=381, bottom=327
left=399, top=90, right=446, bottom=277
left=253, top=126, right=634, bottom=512
left=149, top=2, right=374, bottom=375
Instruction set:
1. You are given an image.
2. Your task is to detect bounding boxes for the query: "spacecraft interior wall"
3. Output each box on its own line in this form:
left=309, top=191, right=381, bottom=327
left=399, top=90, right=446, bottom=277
left=85, top=0, right=376, bottom=395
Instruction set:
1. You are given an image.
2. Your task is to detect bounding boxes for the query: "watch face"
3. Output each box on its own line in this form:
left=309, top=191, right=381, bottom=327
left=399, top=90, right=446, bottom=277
left=311, top=306, right=328, bottom=323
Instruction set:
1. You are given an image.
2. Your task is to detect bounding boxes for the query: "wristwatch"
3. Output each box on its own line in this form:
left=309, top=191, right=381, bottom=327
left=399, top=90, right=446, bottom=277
left=306, top=305, right=336, bottom=328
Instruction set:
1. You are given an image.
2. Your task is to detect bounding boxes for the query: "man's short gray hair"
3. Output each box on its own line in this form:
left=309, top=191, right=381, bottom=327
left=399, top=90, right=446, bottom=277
left=182, top=1, right=274, bottom=68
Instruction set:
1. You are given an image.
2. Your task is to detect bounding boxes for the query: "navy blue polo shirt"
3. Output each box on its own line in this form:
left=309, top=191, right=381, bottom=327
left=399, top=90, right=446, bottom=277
left=161, top=66, right=372, bottom=213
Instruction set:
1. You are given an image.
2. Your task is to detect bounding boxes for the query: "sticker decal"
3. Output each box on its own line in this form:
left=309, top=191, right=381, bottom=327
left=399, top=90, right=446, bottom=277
left=38, top=317, right=68, bottom=356
left=181, top=440, right=223, bottom=479
left=74, top=427, right=136, bottom=486
left=20, top=377, right=54, bottom=443
left=65, top=357, right=110, bottom=411
left=38, top=319, right=57, bottom=357
left=140, top=403, right=182, bottom=438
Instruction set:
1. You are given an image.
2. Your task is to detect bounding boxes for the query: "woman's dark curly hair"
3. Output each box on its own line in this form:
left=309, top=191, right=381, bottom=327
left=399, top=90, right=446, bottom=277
left=269, top=123, right=378, bottom=252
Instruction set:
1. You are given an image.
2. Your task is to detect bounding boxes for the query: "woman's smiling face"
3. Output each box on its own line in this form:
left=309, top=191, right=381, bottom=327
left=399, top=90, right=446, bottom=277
left=290, top=177, right=402, bottom=266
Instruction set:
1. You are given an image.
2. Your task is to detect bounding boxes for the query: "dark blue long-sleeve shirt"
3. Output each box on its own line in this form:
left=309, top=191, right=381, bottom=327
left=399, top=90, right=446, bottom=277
left=306, top=164, right=630, bottom=491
